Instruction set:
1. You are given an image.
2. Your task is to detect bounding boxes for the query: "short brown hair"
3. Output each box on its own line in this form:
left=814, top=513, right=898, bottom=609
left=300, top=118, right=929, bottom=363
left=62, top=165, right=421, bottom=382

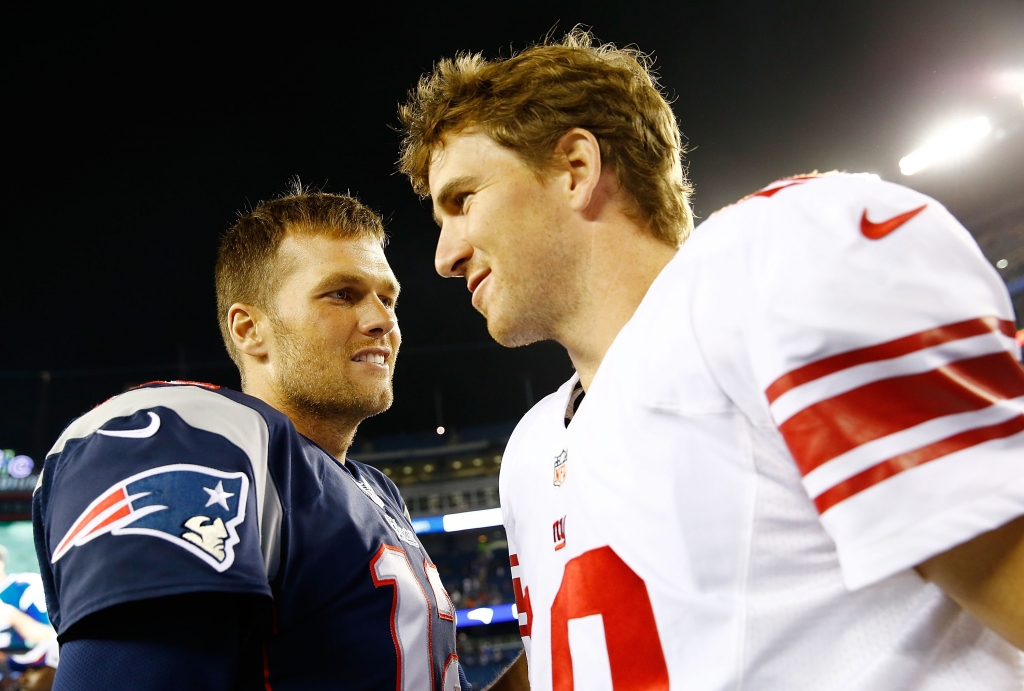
left=215, top=184, right=386, bottom=367
left=398, top=27, right=693, bottom=246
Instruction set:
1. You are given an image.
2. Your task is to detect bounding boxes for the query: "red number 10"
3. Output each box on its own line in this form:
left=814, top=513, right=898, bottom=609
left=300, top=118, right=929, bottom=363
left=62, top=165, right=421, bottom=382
left=550, top=546, right=669, bottom=691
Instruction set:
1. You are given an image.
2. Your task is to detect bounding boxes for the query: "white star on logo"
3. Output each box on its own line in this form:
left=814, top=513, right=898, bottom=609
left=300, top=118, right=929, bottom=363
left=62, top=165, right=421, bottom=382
left=203, top=481, right=235, bottom=511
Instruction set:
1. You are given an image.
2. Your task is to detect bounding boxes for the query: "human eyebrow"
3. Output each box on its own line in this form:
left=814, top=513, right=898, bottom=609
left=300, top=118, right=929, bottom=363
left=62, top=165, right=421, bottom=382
left=432, top=175, right=478, bottom=226
left=314, top=272, right=401, bottom=301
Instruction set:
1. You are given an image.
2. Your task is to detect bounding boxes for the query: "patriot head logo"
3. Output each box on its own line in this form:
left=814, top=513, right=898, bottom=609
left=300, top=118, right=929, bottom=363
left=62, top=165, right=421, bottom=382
left=52, top=464, right=249, bottom=572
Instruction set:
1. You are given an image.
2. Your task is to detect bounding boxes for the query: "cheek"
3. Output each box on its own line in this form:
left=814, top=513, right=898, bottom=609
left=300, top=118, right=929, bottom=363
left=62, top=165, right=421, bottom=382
left=316, top=314, right=359, bottom=345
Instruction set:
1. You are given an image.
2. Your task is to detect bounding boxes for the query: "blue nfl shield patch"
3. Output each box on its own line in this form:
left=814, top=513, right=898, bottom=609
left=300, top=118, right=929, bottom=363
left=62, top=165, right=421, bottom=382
left=52, top=464, right=249, bottom=572
left=553, top=449, right=568, bottom=487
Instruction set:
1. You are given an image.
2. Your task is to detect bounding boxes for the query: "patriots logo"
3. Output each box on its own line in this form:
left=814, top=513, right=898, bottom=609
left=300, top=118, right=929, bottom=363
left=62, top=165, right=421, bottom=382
left=52, top=464, right=249, bottom=572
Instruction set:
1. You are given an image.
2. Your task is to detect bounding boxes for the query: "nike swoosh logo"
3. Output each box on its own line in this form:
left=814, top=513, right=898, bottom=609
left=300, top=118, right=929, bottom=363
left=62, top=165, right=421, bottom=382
left=96, top=412, right=161, bottom=439
left=860, top=203, right=927, bottom=240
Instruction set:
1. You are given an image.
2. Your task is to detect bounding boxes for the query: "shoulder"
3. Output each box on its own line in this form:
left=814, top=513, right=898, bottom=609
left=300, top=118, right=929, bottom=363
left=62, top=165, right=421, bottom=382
left=711, top=172, right=927, bottom=217
left=49, top=382, right=293, bottom=463
left=691, top=171, right=999, bottom=312
left=698, top=173, right=938, bottom=245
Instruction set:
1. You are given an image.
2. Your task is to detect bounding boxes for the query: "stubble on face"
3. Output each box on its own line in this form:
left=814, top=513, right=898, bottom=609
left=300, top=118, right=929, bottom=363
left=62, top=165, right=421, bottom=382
left=270, top=315, right=395, bottom=424
left=477, top=176, right=586, bottom=349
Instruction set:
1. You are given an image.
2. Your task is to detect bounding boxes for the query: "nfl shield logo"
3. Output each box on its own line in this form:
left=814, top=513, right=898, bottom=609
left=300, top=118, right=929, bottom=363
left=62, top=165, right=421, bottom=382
left=553, top=450, right=568, bottom=487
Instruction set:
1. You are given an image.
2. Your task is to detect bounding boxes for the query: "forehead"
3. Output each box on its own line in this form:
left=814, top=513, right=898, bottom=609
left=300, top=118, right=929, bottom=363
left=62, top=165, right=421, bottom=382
left=276, top=232, right=396, bottom=289
left=427, top=130, right=521, bottom=195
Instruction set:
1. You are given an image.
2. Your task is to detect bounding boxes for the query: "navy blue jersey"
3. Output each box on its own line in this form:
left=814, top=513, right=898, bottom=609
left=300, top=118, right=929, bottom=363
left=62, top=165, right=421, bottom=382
left=33, top=382, right=462, bottom=690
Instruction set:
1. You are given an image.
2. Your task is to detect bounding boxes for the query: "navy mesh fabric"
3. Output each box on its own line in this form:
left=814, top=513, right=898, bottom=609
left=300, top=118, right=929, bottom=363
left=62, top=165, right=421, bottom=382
left=54, top=638, right=244, bottom=691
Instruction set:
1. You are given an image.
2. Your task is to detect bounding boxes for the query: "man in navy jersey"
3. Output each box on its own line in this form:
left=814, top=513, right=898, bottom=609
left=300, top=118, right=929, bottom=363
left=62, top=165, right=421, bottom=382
left=33, top=186, right=470, bottom=690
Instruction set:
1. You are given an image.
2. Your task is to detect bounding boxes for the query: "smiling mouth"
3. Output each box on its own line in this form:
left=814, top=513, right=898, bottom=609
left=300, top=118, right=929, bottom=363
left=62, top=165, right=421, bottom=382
left=351, top=347, right=391, bottom=367
left=467, top=269, right=491, bottom=295
left=353, top=353, right=386, bottom=365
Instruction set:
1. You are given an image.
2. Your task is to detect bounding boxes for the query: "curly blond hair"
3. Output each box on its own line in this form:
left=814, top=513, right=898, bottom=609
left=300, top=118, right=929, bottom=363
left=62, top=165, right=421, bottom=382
left=398, top=28, right=693, bottom=246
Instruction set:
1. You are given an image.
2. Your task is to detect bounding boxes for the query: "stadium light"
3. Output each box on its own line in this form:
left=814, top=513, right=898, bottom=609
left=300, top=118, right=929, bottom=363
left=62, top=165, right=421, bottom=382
left=455, top=603, right=518, bottom=628
left=442, top=507, right=503, bottom=532
left=899, top=116, right=992, bottom=176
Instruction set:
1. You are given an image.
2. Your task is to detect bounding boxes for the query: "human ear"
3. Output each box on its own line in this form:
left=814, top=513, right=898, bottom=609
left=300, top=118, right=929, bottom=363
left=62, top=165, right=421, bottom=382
left=555, top=127, right=603, bottom=212
left=228, top=303, right=269, bottom=359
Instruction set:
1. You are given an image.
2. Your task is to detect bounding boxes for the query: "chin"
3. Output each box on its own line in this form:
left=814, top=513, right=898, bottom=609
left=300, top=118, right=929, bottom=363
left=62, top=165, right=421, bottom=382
left=362, top=391, right=394, bottom=417
left=487, top=317, right=545, bottom=349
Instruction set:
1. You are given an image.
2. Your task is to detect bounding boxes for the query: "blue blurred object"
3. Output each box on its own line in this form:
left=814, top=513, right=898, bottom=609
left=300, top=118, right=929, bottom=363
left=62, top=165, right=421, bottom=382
left=456, top=603, right=516, bottom=628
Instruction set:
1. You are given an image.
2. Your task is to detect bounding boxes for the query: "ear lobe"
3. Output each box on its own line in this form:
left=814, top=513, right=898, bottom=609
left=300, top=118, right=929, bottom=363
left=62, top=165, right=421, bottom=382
left=557, top=128, right=603, bottom=212
left=228, top=303, right=269, bottom=359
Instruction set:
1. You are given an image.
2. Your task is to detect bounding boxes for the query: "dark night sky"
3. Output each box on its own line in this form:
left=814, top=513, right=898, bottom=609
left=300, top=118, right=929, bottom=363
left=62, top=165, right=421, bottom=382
left=5, top=1, right=1024, bottom=456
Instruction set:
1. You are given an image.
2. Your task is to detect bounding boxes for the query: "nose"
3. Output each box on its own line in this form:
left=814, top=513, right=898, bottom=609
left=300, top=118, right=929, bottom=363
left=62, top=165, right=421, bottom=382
left=358, top=297, right=397, bottom=339
left=434, top=221, right=473, bottom=278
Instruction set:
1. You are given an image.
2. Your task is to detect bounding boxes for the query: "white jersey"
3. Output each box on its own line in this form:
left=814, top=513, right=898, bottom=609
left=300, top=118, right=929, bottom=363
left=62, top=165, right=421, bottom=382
left=500, top=174, right=1024, bottom=690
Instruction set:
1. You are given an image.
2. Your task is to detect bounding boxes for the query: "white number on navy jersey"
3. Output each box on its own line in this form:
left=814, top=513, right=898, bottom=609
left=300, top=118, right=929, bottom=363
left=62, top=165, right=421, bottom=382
left=371, top=545, right=434, bottom=691
left=424, top=560, right=455, bottom=621
left=551, top=546, right=669, bottom=691
left=441, top=654, right=462, bottom=691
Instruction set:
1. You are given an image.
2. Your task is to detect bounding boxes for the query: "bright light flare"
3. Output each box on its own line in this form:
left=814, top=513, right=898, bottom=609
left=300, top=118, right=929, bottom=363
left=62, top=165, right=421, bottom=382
left=441, top=507, right=503, bottom=532
left=899, top=116, right=992, bottom=176
left=992, top=69, right=1024, bottom=94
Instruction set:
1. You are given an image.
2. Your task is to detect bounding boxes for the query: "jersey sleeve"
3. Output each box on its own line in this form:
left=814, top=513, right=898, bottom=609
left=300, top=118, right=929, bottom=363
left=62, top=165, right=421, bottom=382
left=33, top=384, right=274, bottom=634
left=728, top=174, right=1024, bottom=589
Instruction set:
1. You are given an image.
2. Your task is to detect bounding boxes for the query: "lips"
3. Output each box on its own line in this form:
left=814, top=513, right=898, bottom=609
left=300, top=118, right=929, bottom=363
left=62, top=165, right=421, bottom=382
left=467, top=269, right=491, bottom=311
left=466, top=268, right=491, bottom=295
left=351, top=347, right=391, bottom=367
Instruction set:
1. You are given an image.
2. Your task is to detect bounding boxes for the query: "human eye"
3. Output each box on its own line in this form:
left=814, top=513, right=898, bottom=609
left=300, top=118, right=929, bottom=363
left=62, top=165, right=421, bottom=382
left=451, top=192, right=471, bottom=214
left=328, top=289, right=353, bottom=302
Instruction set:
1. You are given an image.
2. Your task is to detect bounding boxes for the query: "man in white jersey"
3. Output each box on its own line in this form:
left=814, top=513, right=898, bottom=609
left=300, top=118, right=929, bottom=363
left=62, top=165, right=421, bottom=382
left=398, top=29, right=1024, bottom=691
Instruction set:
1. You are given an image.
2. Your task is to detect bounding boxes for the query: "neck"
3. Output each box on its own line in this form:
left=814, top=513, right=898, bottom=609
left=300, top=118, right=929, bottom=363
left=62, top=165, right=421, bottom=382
left=280, top=405, right=360, bottom=461
left=557, top=223, right=678, bottom=392
left=243, top=378, right=359, bottom=461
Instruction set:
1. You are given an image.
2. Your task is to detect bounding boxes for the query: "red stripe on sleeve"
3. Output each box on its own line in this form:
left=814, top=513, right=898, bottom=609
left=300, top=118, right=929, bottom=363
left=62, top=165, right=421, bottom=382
left=88, top=504, right=131, bottom=534
left=766, top=317, right=1016, bottom=404
left=779, top=351, right=1024, bottom=476
left=54, top=488, right=127, bottom=555
left=814, top=413, right=1024, bottom=513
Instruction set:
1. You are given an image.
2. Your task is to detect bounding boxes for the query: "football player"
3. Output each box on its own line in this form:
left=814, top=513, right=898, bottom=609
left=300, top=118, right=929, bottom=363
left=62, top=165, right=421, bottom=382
left=0, top=543, right=59, bottom=675
left=398, top=29, right=1024, bottom=690
left=33, top=188, right=470, bottom=691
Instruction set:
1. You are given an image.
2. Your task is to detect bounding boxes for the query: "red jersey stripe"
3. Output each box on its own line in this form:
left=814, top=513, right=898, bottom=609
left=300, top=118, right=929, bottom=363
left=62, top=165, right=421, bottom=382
left=766, top=316, right=1016, bottom=404
left=89, top=504, right=131, bottom=533
left=780, top=350, right=1024, bottom=476
left=815, top=413, right=1024, bottom=513
left=54, top=488, right=127, bottom=556
left=752, top=180, right=807, bottom=198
